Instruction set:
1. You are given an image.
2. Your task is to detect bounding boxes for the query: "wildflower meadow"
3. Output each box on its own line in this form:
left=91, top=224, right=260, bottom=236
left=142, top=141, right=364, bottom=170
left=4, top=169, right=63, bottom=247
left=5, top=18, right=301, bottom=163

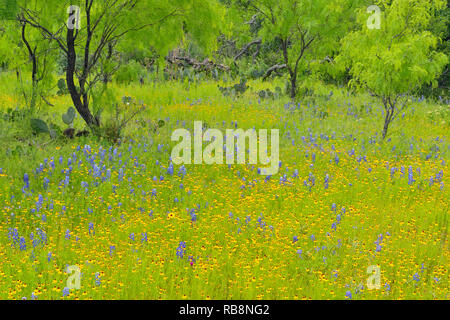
left=0, top=0, right=448, bottom=303
left=0, top=78, right=448, bottom=300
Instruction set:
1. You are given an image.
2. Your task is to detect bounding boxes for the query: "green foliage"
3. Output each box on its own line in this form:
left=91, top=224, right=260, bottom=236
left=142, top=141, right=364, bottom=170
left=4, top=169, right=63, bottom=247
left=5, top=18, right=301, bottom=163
left=257, top=87, right=281, bottom=100
left=30, top=118, right=49, bottom=134
left=30, top=117, right=61, bottom=139
left=0, top=0, right=18, bottom=20
left=1, top=107, right=27, bottom=122
left=230, top=0, right=364, bottom=98
left=338, top=0, right=448, bottom=139
left=115, top=60, right=147, bottom=85
left=95, top=96, right=146, bottom=142
left=427, top=105, right=450, bottom=126
left=57, top=79, right=68, bottom=96
left=62, top=107, right=76, bottom=126
left=218, top=78, right=249, bottom=96
left=338, top=0, right=448, bottom=99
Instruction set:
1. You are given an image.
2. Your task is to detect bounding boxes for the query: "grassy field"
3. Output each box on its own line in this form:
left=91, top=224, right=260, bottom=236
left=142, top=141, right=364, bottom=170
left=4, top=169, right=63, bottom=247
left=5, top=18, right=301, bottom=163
left=0, top=73, right=448, bottom=300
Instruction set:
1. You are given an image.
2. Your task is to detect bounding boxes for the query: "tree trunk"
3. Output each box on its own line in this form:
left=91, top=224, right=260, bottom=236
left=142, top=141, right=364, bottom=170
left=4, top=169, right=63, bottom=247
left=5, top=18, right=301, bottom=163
left=66, top=25, right=99, bottom=127
left=290, top=74, right=297, bottom=99
left=382, top=100, right=394, bottom=140
left=281, top=38, right=298, bottom=100
left=21, top=22, right=38, bottom=110
left=382, top=114, right=390, bottom=140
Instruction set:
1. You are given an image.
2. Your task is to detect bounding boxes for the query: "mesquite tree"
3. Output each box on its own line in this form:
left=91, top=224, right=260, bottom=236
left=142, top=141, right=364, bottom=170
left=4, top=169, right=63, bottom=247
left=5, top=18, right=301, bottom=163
left=0, top=7, right=56, bottom=110
left=338, top=0, right=448, bottom=139
left=18, top=0, right=223, bottom=128
left=240, top=0, right=362, bottom=99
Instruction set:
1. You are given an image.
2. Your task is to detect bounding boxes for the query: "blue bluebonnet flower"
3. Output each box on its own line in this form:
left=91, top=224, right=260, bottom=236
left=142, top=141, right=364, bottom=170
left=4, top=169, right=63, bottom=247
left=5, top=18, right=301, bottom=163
left=167, top=162, right=174, bottom=175
left=176, top=241, right=186, bottom=259
left=332, top=270, right=338, bottom=279
left=88, top=222, right=94, bottom=236
left=408, top=166, right=415, bottom=185
left=8, top=228, right=20, bottom=247
left=62, top=287, right=70, bottom=297
left=94, top=273, right=101, bottom=286
left=43, top=177, right=50, bottom=190
left=345, top=290, right=352, bottom=299
left=23, top=173, right=30, bottom=189
left=19, top=237, right=26, bottom=251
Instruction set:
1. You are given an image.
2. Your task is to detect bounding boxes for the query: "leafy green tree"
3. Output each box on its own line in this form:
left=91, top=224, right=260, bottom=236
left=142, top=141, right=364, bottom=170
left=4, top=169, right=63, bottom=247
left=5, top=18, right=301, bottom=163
left=0, top=8, right=57, bottom=110
left=426, top=1, right=449, bottom=96
left=238, top=0, right=362, bottom=98
left=18, top=0, right=224, bottom=128
left=338, top=0, right=448, bottom=139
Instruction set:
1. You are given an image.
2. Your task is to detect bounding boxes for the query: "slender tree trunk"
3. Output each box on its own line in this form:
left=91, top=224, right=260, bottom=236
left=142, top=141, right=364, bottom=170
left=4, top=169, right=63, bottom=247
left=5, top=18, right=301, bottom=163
left=66, top=23, right=99, bottom=127
left=382, top=113, right=390, bottom=139
left=21, top=22, right=38, bottom=110
left=382, top=100, right=394, bottom=140
left=281, top=38, right=298, bottom=100
left=290, top=73, right=297, bottom=99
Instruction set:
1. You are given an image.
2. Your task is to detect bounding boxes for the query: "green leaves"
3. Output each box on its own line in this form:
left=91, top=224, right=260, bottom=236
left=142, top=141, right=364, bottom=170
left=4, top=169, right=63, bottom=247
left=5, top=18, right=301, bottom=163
left=338, top=0, right=448, bottom=98
left=157, top=120, right=165, bottom=128
left=337, top=0, right=448, bottom=138
left=57, top=78, right=68, bottom=95
left=0, top=0, right=18, bottom=20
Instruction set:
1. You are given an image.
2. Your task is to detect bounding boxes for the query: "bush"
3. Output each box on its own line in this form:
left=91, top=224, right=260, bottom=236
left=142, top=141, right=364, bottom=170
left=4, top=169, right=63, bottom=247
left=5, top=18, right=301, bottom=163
left=115, top=60, right=147, bottom=84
